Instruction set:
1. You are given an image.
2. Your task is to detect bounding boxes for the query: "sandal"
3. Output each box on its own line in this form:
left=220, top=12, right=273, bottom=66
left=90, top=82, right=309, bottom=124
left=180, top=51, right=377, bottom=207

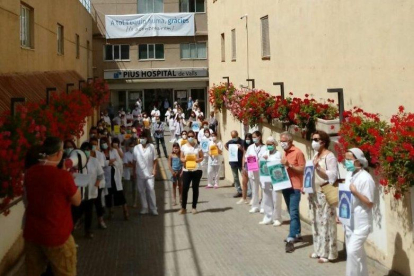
left=318, top=258, right=329, bottom=263
left=309, top=253, right=319, bottom=259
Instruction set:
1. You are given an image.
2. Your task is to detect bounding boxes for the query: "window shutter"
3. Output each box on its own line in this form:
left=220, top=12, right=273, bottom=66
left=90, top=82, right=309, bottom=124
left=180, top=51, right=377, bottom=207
left=261, top=16, right=270, bottom=58
left=231, top=29, right=236, bottom=60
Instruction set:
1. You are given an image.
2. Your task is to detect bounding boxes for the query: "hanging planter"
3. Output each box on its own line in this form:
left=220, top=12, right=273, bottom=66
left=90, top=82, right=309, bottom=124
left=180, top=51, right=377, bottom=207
left=315, top=118, right=340, bottom=135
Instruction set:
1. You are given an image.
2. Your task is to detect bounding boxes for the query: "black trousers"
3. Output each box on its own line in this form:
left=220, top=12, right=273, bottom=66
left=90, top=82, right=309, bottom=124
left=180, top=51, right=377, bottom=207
left=181, top=170, right=203, bottom=209
left=73, top=199, right=94, bottom=233
left=155, top=136, right=168, bottom=157
left=94, top=188, right=105, bottom=218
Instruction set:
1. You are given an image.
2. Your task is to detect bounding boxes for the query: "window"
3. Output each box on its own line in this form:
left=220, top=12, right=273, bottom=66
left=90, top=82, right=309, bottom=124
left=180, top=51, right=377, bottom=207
left=138, top=0, right=163, bottom=13
left=20, top=3, right=34, bottom=48
left=57, top=24, right=64, bottom=55
left=231, top=29, right=236, bottom=61
left=76, top=34, right=80, bottom=59
left=139, top=44, right=164, bottom=60
left=261, top=16, right=270, bottom=59
left=179, top=0, right=205, bottom=13
left=104, top=44, right=130, bottom=61
left=221, top=33, right=225, bottom=62
left=180, top=43, right=206, bottom=59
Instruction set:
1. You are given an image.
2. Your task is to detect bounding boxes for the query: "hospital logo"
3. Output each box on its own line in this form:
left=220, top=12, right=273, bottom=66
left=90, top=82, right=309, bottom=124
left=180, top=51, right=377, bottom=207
left=113, top=71, right=122, bottom=79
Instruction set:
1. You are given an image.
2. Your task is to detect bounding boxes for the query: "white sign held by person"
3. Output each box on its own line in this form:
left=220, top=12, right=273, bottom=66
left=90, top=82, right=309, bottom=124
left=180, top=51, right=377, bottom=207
left=303, top=161, right=314, bottom=193
left=338, top=178, right=352, bottom=227
left=105, top=13, right=195, bottom=39
left=228, top=144, right=239, bottom=162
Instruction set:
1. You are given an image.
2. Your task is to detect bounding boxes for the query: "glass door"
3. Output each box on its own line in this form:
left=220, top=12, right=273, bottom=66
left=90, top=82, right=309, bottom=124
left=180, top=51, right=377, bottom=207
left=173, top=89, right=188, bottom=112
left=128, top=91, right=143, bottom=112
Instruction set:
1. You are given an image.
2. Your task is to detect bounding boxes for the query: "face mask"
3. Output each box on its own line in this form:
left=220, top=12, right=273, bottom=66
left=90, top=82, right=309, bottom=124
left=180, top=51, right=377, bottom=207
left=173, top=149, right=179, bottom=153
left=90, top=133, right=96, bottom=138
left=232, top=138, right=238, bottom=142
left=129, top=148, right=134, bottom=153
left=253, top=138, right=259, bottom=144
left=85, top=150, right=91, bottom=158
left=205, top=133, right=210, bottom=138
left=140, top=138, right=147, bottom=145
left=182, top=135, right=187, bottom=139
left=127, top=130, right=131, bottom=134
left=188, top=137, right=195, bottom=144
left=245, top=139, right=251, bottom=145
left=267, top=145, right=275, bottom=151
left=65, top=148, right=73, bottom=155
left=311, top=141, right=321, bottom=151
left=113, top=143, right=118, bottom=147
left=280, top=142, right=289, bottom=150
left=345, top=160, right=356, bottom=172
left=212, top=137, right=217, bottom=142
left=101, top=143, right=108, bottom=150
left=92, top=145, right=97, bottom=151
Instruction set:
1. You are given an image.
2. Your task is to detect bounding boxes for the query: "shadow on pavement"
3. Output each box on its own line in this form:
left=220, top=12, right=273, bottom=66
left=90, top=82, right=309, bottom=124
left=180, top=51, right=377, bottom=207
left=198, top=207, right=233, bottom=213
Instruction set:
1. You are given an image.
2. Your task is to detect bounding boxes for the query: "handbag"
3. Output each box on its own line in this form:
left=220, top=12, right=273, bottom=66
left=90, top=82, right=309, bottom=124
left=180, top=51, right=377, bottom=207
left=320, top=154, right=343, bottom=207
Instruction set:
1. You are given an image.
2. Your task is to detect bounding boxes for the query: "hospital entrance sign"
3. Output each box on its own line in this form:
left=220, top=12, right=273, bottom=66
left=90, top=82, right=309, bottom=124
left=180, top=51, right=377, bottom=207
left=104, top=68, right=209, bottom=80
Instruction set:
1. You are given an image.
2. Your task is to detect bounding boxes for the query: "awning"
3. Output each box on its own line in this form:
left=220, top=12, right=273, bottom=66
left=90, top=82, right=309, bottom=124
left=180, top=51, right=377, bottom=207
left=0, top=70, right=85, bottom=112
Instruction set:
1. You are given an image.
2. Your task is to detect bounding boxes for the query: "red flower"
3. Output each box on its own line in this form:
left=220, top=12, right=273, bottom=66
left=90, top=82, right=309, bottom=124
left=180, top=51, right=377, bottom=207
left=386, top=156, right=394, bottom=163
left=399, top=105, right=404, bottom=113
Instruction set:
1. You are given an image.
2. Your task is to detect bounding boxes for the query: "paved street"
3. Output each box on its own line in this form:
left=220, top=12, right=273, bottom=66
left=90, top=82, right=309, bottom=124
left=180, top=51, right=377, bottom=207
left=14, top=139, right=387, bottom=276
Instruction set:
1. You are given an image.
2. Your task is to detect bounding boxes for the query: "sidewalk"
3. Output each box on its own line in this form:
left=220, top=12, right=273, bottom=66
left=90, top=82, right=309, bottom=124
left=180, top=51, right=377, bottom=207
left=13, top=138, right=388, bottom=276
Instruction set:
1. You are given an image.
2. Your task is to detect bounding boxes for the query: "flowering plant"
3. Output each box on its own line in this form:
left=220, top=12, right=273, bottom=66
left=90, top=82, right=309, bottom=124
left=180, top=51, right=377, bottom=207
left=0, top=86, right=95, bottom=215
left=208, top=83, right=236, bottom=112
left=378, top=106, right=414, bottom=199
left=336, top=107, right=388, bottom=166
left=81, top=78, right=110, bottom=108
left=239, top=90, right=274, bottom=127
left=224, top=89, right=246, bottom=122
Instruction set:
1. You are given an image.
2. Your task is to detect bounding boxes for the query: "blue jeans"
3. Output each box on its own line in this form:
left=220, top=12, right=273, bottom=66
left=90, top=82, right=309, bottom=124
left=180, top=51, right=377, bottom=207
left=282, top=188, right=301, bottom=241
left=230, top=166, right=242, bottom=194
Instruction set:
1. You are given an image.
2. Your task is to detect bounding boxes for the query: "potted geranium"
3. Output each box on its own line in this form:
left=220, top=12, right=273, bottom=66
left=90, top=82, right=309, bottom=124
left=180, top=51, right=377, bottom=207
left=208, top=83, right=236, bottom=112
left=239, top=89, right=274, bottom=127
left=336, top=107, right=388, bottom=166
left=378, top=106, right=414, bottom=199
left=314, top=98, right=340, bottom=135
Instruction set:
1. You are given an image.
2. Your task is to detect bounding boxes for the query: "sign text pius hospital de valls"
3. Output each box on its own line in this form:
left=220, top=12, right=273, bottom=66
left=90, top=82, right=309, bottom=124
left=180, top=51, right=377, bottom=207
left=104, top=68, right=208, bottom=80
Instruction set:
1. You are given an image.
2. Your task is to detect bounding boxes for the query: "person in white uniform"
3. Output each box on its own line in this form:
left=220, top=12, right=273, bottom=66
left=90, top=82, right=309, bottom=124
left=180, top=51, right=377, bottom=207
left=206, top=132, right=223, bottom=189
left=244, top=131, right=267, bottom=213
left=199, top=128, right=212, bottom=178
left=344, top=148, right=376, bottom=276
left=259, top=137, right=283, bottom=226
left=133, top=130, right=158, bottom=216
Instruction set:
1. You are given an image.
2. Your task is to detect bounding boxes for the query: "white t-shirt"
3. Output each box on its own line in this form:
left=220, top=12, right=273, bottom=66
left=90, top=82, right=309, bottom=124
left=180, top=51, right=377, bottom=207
left=133, top=144, right=157, bottom=179
left=84, top=157, right=104, bottom=200
left=169, top=118, right=175, bottom=130
left=123, top=151, right=134, bottom=180
left=197, top=129, right=213, bottom=141
left=208, top=140, right=223, bottom=166
left=181, top=143, right=202, bottom=171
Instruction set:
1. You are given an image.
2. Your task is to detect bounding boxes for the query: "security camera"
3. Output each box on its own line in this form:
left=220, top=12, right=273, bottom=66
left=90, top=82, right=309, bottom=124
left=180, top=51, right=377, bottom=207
left=240, top=14, right=248, bottom=19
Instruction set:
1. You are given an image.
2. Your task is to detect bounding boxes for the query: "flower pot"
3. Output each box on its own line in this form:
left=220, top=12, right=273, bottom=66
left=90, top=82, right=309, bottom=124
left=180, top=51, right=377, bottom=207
left=315, top=118, right=340, bottom=135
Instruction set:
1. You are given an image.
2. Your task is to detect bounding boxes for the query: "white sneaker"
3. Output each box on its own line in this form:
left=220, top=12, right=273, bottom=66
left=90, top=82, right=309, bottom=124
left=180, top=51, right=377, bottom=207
left=248, top=200, right=253, bottom=206
left=260, top=208, right=265, bottom=214
left=140, top=209, right=148, bottom=215
left=259, top=220, right=272, bottom=225
left=236, top=198, right=245, bottom=204
left=273, top=220, right=282, bottom=227
left=150, top=210, right=159, bottom=216
left=249, top=207, right=260, bottom=213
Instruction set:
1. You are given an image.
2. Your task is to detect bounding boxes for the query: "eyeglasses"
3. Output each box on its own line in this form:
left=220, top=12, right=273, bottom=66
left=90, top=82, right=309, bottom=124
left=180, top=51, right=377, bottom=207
left=188, top=135, right=194, bottom=138
left=311, top=138, right=321, bottom=142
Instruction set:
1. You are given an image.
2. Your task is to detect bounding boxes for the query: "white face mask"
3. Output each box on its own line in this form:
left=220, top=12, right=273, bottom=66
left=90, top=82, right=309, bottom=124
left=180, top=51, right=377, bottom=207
left=212, top=137, right=217, bottom=142
left=140, top=138, right=147, bottom=145
left=311, top=140, right=321, bottom=151
left=280, top=142, right=289, bottom=150
left=182, top=135, right=187, bottom=139
left=205, top=133, right=210, bottom=138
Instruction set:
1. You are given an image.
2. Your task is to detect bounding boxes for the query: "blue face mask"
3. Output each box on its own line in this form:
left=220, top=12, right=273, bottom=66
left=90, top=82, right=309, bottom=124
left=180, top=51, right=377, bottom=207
left=245, top=139, right=251, bottom=145
left=65, top=148, right=73, bottom=155
left=84, top=150, right=91, bottom=158
left=344, top=160, right=356, bottom=172
left=267, top=145, right=275, bottom=151
left=232, top=138, right=238, bottom=142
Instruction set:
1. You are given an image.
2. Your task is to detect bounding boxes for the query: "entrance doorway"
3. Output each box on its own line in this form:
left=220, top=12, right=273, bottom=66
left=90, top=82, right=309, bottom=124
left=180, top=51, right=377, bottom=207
left=143, top=89, right=173, bottom=118
left=173, top=90, right=188, bottom=112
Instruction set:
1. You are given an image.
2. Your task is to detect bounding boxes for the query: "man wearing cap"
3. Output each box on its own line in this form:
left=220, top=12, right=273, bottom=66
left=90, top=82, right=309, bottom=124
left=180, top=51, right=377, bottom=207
left=343, top=148, right=376, bottom=276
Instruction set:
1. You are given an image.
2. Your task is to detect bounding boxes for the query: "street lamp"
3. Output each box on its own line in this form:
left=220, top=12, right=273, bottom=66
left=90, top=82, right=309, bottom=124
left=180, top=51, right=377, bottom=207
left=246, top=79, right=255, bottom=89
left=222, top=76, right=230, bottom=89
left=66, top=83, right=74, bottom=94
left=240, top=14, right=249, bottom=79
left=10, top=97, right=26, bottom=117
left=46, top=88, right=56, bottom=105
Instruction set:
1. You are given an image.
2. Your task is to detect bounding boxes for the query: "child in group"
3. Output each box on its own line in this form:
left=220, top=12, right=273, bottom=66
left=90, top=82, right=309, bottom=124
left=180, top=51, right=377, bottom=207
left=168, top=143, right=183, bottom=205
left=206, top=132, right=223, bottom=189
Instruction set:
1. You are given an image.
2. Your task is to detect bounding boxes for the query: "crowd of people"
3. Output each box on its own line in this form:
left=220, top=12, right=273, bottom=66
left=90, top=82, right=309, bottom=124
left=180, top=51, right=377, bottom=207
left=21, top=96, right=376, bottom=276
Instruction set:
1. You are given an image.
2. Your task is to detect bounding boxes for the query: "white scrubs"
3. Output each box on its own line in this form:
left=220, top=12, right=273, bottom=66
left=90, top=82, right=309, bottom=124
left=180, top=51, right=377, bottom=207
left=260, top=149, right=282, bottom=223
left=344, top=169, right=375, bottom=276
left=207, top=140, right=223, bottom=187
left=133, top=143, right=158, bottom=213
left=245, top=144, right=267, bottom=211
